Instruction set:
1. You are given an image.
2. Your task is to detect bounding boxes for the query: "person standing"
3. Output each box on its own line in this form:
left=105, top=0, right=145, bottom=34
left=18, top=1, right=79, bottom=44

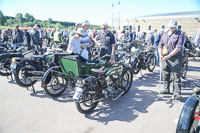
left=30, top=24, right=43, bottom=49
left=154, top=29, right=164, bottom=65
left=12, top=25, right=24, bottom=49
left=80, top=21, right=92, bottom=60
left=158, top=20, right=184, bottom=100
left=67, top=28, right=84, bottom=54
left=93, top=23, right=116, bottom=63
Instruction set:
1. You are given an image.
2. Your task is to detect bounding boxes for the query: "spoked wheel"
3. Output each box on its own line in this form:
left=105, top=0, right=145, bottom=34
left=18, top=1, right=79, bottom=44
left=189, top=106, right=200, bottom=133
left=120, top=69, right=133, bottom=94
left=148, top=55, right=156, bottom=72
left=14, top=64, right=37, bottom=87
left=76, top=87, right=99, bottom=114
left=181, top=61, right=188, bottom=79
left=132, top=58, right=141, bottom=74
left=43, top=72, right=68, bottom=97
left=0, top=59, right=12, bottom=76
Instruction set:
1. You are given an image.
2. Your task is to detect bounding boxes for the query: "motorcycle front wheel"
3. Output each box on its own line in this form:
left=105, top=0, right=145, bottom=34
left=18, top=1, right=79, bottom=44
left=76, top=87, right=99, bottom=114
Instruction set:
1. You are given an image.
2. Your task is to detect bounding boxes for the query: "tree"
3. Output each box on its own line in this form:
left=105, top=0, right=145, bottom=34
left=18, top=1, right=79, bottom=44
left=23, top=22, right=35, bottom=27
left=0, top=10, right=6, bottom=25
left=29, top=15, right=35, bottom=22
left=15, top=13, right=23, bottom=26
left=24, top=13, right=30, bottom=22
left=48, top=18, right=53, bottom=24
left=55, top=22, right=65, bottom=29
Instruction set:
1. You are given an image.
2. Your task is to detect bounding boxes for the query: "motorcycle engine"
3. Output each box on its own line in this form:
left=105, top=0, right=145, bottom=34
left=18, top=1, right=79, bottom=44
left=103, top=75, right=118, bottom=98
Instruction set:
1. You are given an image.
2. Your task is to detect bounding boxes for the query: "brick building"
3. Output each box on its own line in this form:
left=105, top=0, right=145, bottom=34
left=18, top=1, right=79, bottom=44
left=118, top=11, right=200, bottom=37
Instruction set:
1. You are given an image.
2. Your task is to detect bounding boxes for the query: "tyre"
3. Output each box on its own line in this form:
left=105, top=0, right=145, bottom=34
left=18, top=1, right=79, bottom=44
left=14, top=62, right=37, bottom=87
left=0, top=57, right=12, bottom=76
left=43, top=69, right=68, bottom=97
left=181, top=60, right=188, bottom=79
left=147, top=55, right=156, bottom=72
left=176, top=96, right=199, bottom=133
left=76, top=87, right=99, bottom=114
left=120, top=69, right=133, bottom=94
left=132, top=58, right=141, bottom=74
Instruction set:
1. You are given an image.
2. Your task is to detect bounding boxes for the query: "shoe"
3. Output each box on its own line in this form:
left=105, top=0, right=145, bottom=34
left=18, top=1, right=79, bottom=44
left=174, top=94, right=182, bottom=100
left=160, top=89, right=170, bottom=94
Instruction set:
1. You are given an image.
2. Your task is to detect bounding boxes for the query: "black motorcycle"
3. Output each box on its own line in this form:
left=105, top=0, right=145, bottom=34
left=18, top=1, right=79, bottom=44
left=0, top=46, right=32, bottom=77
left=14, top=48, right=53, bottom=90
left=176, top=87, right=200, bottom=133
left=131, top=45, right=156, bottom=74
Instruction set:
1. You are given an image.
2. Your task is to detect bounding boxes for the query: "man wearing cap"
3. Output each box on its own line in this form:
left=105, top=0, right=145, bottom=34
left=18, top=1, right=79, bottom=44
left=80, top=20, right=93, bottom=59
left=158, top=19, right=184, bottom=100
left=67, top=28, right=84, bottom=54
left=31, top=24, right=43, bottom=48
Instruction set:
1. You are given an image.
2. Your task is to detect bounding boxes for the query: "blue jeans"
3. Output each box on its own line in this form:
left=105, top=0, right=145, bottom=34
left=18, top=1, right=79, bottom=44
left=155, top=48, right=159, bottom=65
left=12, top=43, right=19, bottom=50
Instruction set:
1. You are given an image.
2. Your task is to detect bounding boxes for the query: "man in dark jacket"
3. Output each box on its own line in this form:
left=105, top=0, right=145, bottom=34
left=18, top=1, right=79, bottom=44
left=12, top=25, right=24, bottom=49
left=2, top=29, right=12, bottom=42
left=31, top=24, right=43, bottom=48
left=24, top=30, right=31, bottom=49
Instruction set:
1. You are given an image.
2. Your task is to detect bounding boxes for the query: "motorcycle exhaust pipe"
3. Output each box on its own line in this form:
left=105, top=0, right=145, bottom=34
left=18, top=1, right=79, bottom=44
left=27, top=76, right=43, bottom=81
left=27, top=71, right=45, bottom=75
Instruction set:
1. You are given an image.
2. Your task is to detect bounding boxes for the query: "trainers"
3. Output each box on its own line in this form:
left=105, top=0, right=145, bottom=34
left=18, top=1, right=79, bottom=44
left=174, top=94, right=182, bottom=100
left=160, top=89, right=170, bottom=94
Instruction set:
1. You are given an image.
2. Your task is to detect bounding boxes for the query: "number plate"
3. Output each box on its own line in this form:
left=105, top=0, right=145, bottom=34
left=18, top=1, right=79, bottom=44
left=73, top=87, right=83, bottom=100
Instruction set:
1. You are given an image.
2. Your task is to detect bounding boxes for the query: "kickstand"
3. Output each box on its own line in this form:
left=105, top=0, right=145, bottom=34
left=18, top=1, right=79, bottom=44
left=30, top=80, right=36, bottom=93
left=6, top=69, right=9, bottom=79
left=26, top=80, right=35, bottom=93
left=140, top=70, right=144, bottom=79
left=10, top=72, right=14, bottom=81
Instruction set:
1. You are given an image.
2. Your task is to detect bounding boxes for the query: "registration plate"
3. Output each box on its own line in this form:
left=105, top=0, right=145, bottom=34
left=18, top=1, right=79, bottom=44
left=73, top=87, right=83, bottom=100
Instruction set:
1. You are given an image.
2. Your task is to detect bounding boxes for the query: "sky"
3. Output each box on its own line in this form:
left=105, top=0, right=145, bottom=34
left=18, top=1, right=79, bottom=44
left=0, top=0, right=200, bottom=25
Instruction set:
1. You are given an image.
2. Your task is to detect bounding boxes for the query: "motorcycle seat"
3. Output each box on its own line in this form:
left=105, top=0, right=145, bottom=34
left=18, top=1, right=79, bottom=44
left=91, top=68, right=104, bottom=73
left=32, top=55, right=46, bottom=59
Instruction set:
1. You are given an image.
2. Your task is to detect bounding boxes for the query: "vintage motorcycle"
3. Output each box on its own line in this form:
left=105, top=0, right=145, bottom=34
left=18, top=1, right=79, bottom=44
left=73, top=55, right=133, bottom=114
left=131, top=45, right=156, bottom=74
left=176, top=87, right=200, bottom=133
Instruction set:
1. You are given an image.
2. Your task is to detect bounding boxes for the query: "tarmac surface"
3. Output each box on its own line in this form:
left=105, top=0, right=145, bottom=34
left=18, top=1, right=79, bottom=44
left=0, top=57, right=200, bottom=133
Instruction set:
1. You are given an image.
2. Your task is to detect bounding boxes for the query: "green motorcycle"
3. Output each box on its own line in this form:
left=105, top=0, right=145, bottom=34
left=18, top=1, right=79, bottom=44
left=73, top=55, right=133, bottom=114
left=41, top=54, right=105, bottom=97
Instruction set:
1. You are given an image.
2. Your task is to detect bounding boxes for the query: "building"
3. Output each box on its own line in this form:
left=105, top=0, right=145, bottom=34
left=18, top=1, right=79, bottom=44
left=118, top=11, right=200, bottom=37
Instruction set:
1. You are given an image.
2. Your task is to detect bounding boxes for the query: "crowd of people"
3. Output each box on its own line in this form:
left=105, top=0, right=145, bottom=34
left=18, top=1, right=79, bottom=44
left=0, top=20, right=200, bottom=100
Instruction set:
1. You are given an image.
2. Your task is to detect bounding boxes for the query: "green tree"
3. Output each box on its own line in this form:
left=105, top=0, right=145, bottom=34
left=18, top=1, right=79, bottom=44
left=29, top=15, right=35, bottom=22
left=24, top=13, right=30, bottom=22
left=55, top=22, right=65, bottom=29
left=15, top=13, right=23, bottom=26
left=23, top=22, right=35, bottom=27
left=0, top=10, right=6, bottom=25
left=48, top=18, right=53, bottom=24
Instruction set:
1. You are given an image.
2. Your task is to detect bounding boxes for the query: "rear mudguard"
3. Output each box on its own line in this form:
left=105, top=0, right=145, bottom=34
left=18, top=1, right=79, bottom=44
left=13, top=58, right=38, bottom=75
left=176, top=95, right=199, bottom=133
left=41, top=66, right=62, bottom=87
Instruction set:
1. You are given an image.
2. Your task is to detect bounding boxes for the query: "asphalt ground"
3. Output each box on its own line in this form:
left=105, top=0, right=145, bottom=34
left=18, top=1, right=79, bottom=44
left=0, top=57, right=199, bottom=133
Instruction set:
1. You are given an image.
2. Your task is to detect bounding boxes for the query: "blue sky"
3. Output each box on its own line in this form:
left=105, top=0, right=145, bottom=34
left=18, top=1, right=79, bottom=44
left=0, top=0, right=199, bottom=25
